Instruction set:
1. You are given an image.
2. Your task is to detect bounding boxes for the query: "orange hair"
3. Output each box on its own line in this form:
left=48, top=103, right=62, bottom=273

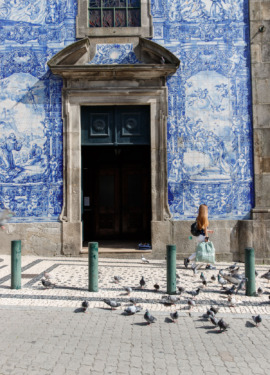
left=196, top=204, right=209, bottom=230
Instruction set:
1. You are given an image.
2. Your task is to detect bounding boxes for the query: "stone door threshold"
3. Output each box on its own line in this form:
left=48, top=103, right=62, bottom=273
left=80, top=248, right=152, bottom=254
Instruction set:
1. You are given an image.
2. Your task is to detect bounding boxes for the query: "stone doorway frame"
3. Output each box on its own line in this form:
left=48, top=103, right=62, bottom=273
left=60, top=86, right=172, bottom=255
left=48, top=37, right=180, bottom=255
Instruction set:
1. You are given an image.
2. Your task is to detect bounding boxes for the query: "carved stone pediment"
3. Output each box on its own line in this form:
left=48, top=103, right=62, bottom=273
left=48, top=37, right=180, bottom=80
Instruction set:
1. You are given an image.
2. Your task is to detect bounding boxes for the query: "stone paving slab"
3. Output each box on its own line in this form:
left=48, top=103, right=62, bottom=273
left=0, top=306, right=269, bottom=375
left=0, top=255, right=269, bottom=316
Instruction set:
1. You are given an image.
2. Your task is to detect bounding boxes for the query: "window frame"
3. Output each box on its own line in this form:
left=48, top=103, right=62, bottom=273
left=76, top=0, right=153, bottom=38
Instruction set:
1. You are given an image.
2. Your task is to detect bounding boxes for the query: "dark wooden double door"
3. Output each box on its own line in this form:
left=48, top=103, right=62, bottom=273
left=82, top=146, right=151, bottom=241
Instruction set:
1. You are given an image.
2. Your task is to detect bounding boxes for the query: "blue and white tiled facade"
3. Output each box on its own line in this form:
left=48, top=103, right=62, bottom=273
left=0, top=0, right=253, bottom=223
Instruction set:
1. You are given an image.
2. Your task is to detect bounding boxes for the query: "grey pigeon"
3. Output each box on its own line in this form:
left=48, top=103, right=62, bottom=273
left=218, top=318, right=229, bottom=332
left=187, top=299, right=196, bottom=309
left=162, top=295, right=179, bottom=306
left=140, top=276, right=146, bottom=288
left=210, top=306, right=219, bottom=315
left=223, top=285, right=236, bottom=295
left=203, top=309, right=214, bottom=319
left=170, top=311, right=179, bottom=323
left=261, top=270, right=270, bottom=281
left=252, top=314, right=262, bottom=327
left=81, top=300, right=89, bottom=312
left=113, top=276, right=122, bottom=283
left=223, top=273, right=244, bottom=285
left=124, top=305, right=142, bottom=315
left=103, top=299, right=121, bottom=310
left=218, top=274, right=227, bottom=287
left=235, top=279, right=246, bottom=294
left=123, top=286, right=132, bottom=295
left=144, top=310, right=157, bottom=324
left=211, top=275, right=216, bottom=282
left=200, top=272, right=206, bottom=281
left=154, top=283, right=160, bottom=292
left=41, top=279, right=55, bottom=289
left=257, top=287, right=263, bottom=296
left=129, top=297, right=139, bottom=305
left=226, top=262, right=238, bottom=271
left=210, top=315, right=219, bottom=327
left=187, top=287, right=201, bottom=298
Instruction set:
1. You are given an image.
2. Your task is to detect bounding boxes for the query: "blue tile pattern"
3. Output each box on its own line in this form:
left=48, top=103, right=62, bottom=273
left=0, top=0, right=77, bottom=222
left=0, top=0, right=254, bottom=222
left=88, top=44, right=142, bottom=65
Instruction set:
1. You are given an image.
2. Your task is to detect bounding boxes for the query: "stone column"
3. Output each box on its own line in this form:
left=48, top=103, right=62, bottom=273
left=249, top=1, right=270, bottom=262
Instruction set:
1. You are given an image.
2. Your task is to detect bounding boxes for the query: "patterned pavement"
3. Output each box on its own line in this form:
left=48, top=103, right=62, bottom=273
left=0, top=255, right=269, bottom=315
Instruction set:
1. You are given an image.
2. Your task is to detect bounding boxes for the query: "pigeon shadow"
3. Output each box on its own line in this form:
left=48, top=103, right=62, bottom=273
left=74, top=308, right=86, bottom=313
left=132, top=322, right=149, bottom=326
left=245, top=321, right=256, bottom=328
left=164, top=317, right=174, bottom=324
left=206, top=329, right=224, bottom=334
left=197, top=325, right=215, bottom=330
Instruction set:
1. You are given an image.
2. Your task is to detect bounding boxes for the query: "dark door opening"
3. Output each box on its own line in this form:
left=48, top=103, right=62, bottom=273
left=82, top=146, right=151, bottom=242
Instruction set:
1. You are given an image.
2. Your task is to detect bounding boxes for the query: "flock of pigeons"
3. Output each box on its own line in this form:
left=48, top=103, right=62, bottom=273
left=40, top=256, right=270, bottom=332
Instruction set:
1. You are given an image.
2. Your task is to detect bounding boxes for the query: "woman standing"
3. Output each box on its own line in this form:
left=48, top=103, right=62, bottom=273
left=184, top=204, right=213, bottom=268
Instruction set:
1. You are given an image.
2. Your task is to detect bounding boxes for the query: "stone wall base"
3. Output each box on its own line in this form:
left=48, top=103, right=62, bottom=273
left=0, top=219, right=269, bottom=263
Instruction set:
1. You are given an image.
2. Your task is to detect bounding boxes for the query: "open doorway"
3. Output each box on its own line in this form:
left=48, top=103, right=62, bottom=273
left=82, top=145, right=151, bottom=245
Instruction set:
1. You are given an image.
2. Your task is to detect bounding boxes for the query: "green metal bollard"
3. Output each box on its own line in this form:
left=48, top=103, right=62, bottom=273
left=11, top=240, right=21, bottom=290
left=245, top=247, right=256, bottom=296
left=167, top=244, right=176, bottom=295
left=88, top=242, right=98, bottom=292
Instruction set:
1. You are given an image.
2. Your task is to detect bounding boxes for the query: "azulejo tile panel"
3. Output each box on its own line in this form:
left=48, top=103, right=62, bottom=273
left=0, top=0, right=77, bottom=222
left=0, top=0, right=253, bottom=222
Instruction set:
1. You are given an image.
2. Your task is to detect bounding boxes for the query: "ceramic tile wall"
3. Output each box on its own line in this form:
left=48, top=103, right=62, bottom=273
left=0, top=0, right=253, bottom=222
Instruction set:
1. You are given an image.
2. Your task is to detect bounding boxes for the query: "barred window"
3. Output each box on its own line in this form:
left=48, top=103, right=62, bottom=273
left=89, top=0, right=140, bottom=28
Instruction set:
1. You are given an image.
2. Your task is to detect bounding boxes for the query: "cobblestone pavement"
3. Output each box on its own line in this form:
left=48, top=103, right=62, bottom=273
left=0, top=255, right=270, bottom=374
left=0, top=306, right=270, bottom=375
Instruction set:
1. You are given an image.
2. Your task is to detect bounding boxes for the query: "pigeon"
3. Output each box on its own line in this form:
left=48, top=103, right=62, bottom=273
left=154, top=283, right=160, bottom=292
left=41, top=279, right=55, bottom=289
left=124, top=305, right=142, bottom=315
left=81, top=300, right=89, bottom=313
left=103, top=299, right=121, bottom=310
left=257, top=287, right=263, bottom=296
left=200, top=272, right=206, bottom=281
left=211, top=275, right=216, bottom=282
left=228, top=295, right=237, bottom=307
left=210, top=315, right=219, bottom=327
left=218, top=318, right=229, bottom=332
left=218, top=274, right=227, bottom=288
left=140, top=276, right=146, bottom=288
left=210, top=306, right=219, bottom=315
left=223, top=285, right=236, bottom=295
left=226, top=262, right=238, bottom=271
left=252, top=314, right=262, bottom=327
left=203, top=309, right=214, bottom=319
left=178, top=286, right=185, bottom=294
left=144, top=310, right=157, bottom=324
left=235, top=279, right=246, bottom=294
left=141, top=255, right=149, bottom=264
left=205, top=264, right=216, bottom=270
left=129, top=297, right=139, bottom=305
left=123, top=286, right=132, bottom=295
left=261, top=270, right=270, bottom=281
left=191, top=263, right=198, bottom=275
left=230, top=267, right=240, bottom=275
left=162, top=295, right=179, bottom=305
left=113, top=276, right=122, bottom=284
left=187, top=299, right=196, bottom=309
left=187, top=287, right=201, bottom=298
left=222, top=273, right=244, bottom=285
left=170, top=311, right=179, bottom=323
left=202, top=279, right=207, bottom=288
